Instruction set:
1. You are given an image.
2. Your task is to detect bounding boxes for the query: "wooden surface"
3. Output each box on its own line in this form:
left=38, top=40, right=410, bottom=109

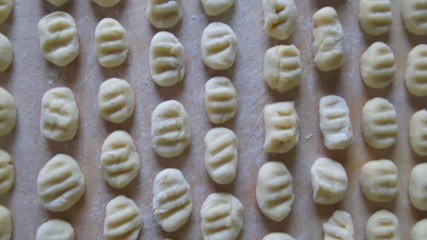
left=0, top=0, right=426, bottom=239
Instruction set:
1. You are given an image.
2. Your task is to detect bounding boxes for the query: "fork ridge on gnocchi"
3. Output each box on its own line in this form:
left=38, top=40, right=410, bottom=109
left=402, top=0, right=427, bottom=35
left=0, top=205, right=11, bottom=240
left=409, top=163, right=427, bottom=211
left=146, top=0, right=183, bottom=29
left=36, top=219, right=74, bottom=240
left=360, top=159, right=398, bottom=202
left=366, top=210, right=401, bottom=240
left=205, top=76, right=237, bottom=124
left=0, top=150, right=13, bottom=194
left=91, top=0, right=121, bottom=8
left=201, top=0, right=236, bottom=16
left=405, top=44, right=427, bottom=96
left=95, top=18, right=128, bottom=68
left=0, top=33, right=12, bottom=72
left=0, top=87, right=16, bottom=136
left=359, top=0, right=392, bottom=35
left=410, top=109, right=427, bottom=156
left=360, top=42, right=395, bottom=89
left=262, top=0, right=298, bottom=40
left=323, top=210, right=354, bottom=240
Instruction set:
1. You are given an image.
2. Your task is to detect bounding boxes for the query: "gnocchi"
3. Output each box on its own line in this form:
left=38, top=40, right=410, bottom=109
left=323, top=210, right=354, bottom=240
left=37, top=154, right=85, bottom=212
left=40, top=87, right=78, bottom=142
left=256, top=161, right=293, bottom=222
left=98, top=78, right=134, bottom=124
left=95, top=18, right=128, bottom=68
left=366, top=210, right=401, bottom=240
left=149, top=31, right=185, bottom=87
left=201, top=193, right=244, bottom=240
left=0, top=33, right=12, bottom=72
left=263, top=233, right=295, bottom=240
left=36, top=219, right=74, bottom=240
left=201, top=22, right=237, bottom=70
left=146, top=0, right=182, bottom=29
left=0, top=205, right=11, bottom=240
left=312, top=7, right=344, bottom=71
left=411, top=219, right=427, bottom=240
left=263, top=0, right=297, bottom=40
left=104, top=195, right=142, bottom=240
left=402, top=0, right=427, bottom=35
left=319, top=95, right=353, bottom=150
left=0, top=0, right=12, bottom=24
left=100, top=131, right=140, bottom=189
left=201, top=0, right=236, bottom=16
left=0, top=87, right=16, bottom=136
left=311, top=157, right=347, bottom=204
left=264, top=45, right=301, bottom=93
left=360, top=42, right=395, bottom=88
left=38, top=11, right=79, bottom=67
left=46, top=0, right=69, bottom=7
left=153, top=168, right=192, bottom=232
left=360, top=160, right=398, bottom=202
left=0, top=150, right=13, bottom=194
left=359, top=0, right=392, bottom=35
left=362, top=98, right=397, bottom=149
left=410, top=110, right=427, bottom=156
left=263, top=102, right=299, bottom=153
left=151, top=100, right=190, bottom=158
left=91, top=0, right=121, bottom=7
left=405, top=44, right=427, bottom=96
left=205, top=76, right=237, bottom=124
left=410, top=163, right=427, bottom=211
left=204, top=128, right=238, bottom=185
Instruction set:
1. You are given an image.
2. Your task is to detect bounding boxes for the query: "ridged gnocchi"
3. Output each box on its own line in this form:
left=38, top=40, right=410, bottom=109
left=263, top=233, right=295, bottom=240
left=95, top=18, right=128, bottom=68
left=263, top=102, right=299, bottom=153
left=410, top=163, right=427, bottom=211
left=201, top=22, right=237, bottom=70
left=46, top=0, right=69, bottom=7
left=101, top=131, right=140, bottom=189
left=149, top=31, right=185, bottom=87
left=256, top=161, right=293, bottom=222
left=201, top=0, right=236, bottom=16
left=36, top=219, right=74, bottom=240
left=38, top=11, right=79, bottom=67
left=204, top=128, right=238, bottom=185
left=151, top=100, right=190, bottom=158
left=311, top=157, right=348, bottom=204
left=359, top=0, right=392, bottom=35
left=104, top=195, right=142, bottom=240
left=153, top=168, right=192, bottom=232
left=319, top=95, right=353, bottom=150
left=411, top=219, right=427, bottom=240
left=40, top=87, right=78, bottom=142
left=360, top=159, right=398, bottom=202
left=402, top=0, right=427, bottom=35
left=405, top=44, right=427, bottom=96
left=410, top=109, right=427, bottom=156
left=205, top=76, right=237, bottom=124
left=263, top=0, right=297, bottom=40
left=264, top=45, right=301, bottom=93
left=362, top=98, right=397, bottom=149
left=37, top=154, right=85, bottom=212
left=0, top=0, right=13, bottom=24
left=91, top=0, right=121, bottom=7
left=201, top=193, right=244, bottom=240
left=146, top=0, right=182, bottom=29
left=0, top=87, right=16, bottom=136
left=312, top=7, right=344, bottom=72
left=360, top=42, right=395, bottom=88
left=0, top=205, right=11, bottom=240
left=0, top=150, right=13, bottom=194
left=323, top=210, right=354, bottom=240
left=98, top=78, right=134, bottom=124
left=0, top=33, right=12, bottom=72
left=366, top=210, right=401, bottom=240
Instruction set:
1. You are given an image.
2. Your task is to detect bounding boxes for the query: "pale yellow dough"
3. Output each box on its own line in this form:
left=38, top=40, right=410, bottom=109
left=263, top=233, right=295, bottom=240
left=0, top=150, right=13, bottom=194
left=360, top=159, right=398, bottom=202
left=91, top=0, right=121, bottom=7
left=410, top=109, right=427, bottom=156
left=95, top=18, right=128, bottom=68
left=0, top=87, right=16, bottom=136
left=0, top=33, right=12, bottom=72
left=98, top=78, right=134, bottom=124
left=323, top=210, right=354, bottom=240
left=146, top=0, right=182, bottom=29
left=0, top=0, right=13, bottom=24
left=0, top=205, right=11, bottom=240
left=46, top=0, right=70, bottom=7
left=360, top=42, right=395, bottom=88
left=201, top=0, right=236, bottom=16
left=36, top=219, right=74, bottom=240
left=405, top=44, right=427, bottom=96
left=411, top=219, right=427, bottom=240
left=263, top=0, right=297, bottom=40
left=402, top=0, right=427, bottom=35
left=410, top=163, right=427, bottom=211
left=205, top=76, right=237, bottom=124
left=359, top=0, right=392, bottom=35
left=366, top=210, right=401, bottom=240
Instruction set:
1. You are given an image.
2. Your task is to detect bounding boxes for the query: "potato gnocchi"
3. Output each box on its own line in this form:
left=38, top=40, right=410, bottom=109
left=101, top=131, right=140, bottom=189
left=405, top=44, right=427, bottom=96
left=263, top=102, right=299, bottom=153
left=153, top=168, right=192, bottom=232
left=37, top=154, right=85, bottom=212
left=46, top=0, right=69, bottom=7
left=0, top=87, right=16, bottom=136
left=91, top=0, right=121, bottom=7
left=149, top=31, right=185, bottom=87
left=263, top=0, right=297, bottom=40
left=201, top=193, right=244, bottom=240
left=323, top=210, right=354, bottom=240
left=412, top=219, right=427, bottom=240
left=256, top=161, right=293, bottom=222
left=410, top=109, right=427, bottom=156
left=201, top=22, right=237, bottom=70
left=146, top=0, right=182, bottom=29
left=0, top=150, right=13, bottom=194
left=264, top=45, right=301, bottom=93
left=360, top=42, right=395, bottom=88
left=410, top=163, right=427, bottom=211
left=0, top=205, right=11, bottom=240
left=360, top=159, right=398, bottom=202
left=366, top=210, right=401, bottom=240
left=151, top=100, right=190, bottom=158
left=204, top=128, right=238, bottom=185
left=312, top=7, right=343, bottom=71
left=95, top=18, right=128, bottom=68
left=362, top=98, right=397, bottom=149
left=263, top=233, right=295, bottom=240
left=402, top=0, right=427, bottom=35
left=319, top=95, right=353, bottom=150
left=0, top=33, right=12, bottom=72
left=36, top=219, right=74, bottom=240
left=40, top=87, right=78, bottom=142
left=359, top=0, right=392, bottom=35
left=0, top=0, right=12, bottom=24
left=38, top=11, right=79, bottom=67
left=98, top=78, right=134, bottom=124
left=311, top=157, right=347, bottom=204
left=205, top=76, right=237, bottom=124
left=104, top=195, right=142, bottom=240
left=201, top=0, right=236, bottom=16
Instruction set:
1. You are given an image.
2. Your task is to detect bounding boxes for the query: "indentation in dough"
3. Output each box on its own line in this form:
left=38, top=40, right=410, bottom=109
left=146, top=0, right=182, bottom=29
left=359, top=0, right=392, bottom=35
left=263, top=0, right=297, bottom=40
left=0, top=150, right=13, bottom=194
left=201, top=0, right=236, bottom=16
left=405, top=44, right=427, bottom=96
left=0, top=33, right=12, bottom=72
left=36, top=219, right=74, bottom=240
left=91, top=0, right=121, bottom=7
left=205, top=76, right=237, bottom=124
left=410, top=109, right=427, bottom=156
left=360, top=42, right=395, bottom=88
left=411, top=218, right=427, bottom=240
left=98, top=78, right=134, bottom=124
left=0, top=205, right=11, bottom=240
left=402, top=0, right=427, bottom=35
left=95, top=18, right=128, bottom=68
left=360, top=159, right=398, bottom=202
left=366, top=210, right=401, bottom=240
left=410, top=163, right=427, bottom=211
left=323, top=210, right=354, bottom=240
left=0, top=87, right=16, bottom=136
